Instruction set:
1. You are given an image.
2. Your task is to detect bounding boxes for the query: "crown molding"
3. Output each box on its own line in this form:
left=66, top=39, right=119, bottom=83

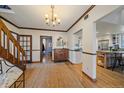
left=0, top=5, right=95, bottom=32
left=0, top=16, right=66, bottom=32
left=18, top=26, right=66, bottom=32
left=67, top=5, right=96, bottom=32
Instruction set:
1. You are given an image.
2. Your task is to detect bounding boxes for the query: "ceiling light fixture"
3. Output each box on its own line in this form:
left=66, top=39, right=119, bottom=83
left=45, top=5, right=60, bottom=27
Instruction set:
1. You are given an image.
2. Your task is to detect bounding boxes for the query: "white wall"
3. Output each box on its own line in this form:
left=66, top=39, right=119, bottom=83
left=96, top=21, right=121, bottom=35
left=19, top=29, right=67, bottom=61
left=67, top=5, right=121, bottom=79
left=1, top=18, right=67, bottom=62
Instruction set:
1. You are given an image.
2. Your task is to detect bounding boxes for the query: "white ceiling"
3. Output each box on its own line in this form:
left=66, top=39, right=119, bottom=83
left=96, top=6, right=124, bottom=36
left=100, top=6, right=124, bottom=25
left=96, top=21, right=120, bottom=36
left=0, top=5, right=90, bottom=31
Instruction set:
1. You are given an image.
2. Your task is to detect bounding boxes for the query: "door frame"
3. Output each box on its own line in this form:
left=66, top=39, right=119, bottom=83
left=40, top=36, right=52, bottom=62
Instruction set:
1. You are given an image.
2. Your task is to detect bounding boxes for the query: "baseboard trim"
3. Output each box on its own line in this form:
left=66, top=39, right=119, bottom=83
left=67, top=60, right=74, bottom=65
left=82, top=71, right=97, bottom=82
left=68, top=59, right=96, bottom=82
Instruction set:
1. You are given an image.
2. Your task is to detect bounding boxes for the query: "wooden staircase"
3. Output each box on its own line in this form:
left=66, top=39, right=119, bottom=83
left=0, top=19, right=26, bottom=88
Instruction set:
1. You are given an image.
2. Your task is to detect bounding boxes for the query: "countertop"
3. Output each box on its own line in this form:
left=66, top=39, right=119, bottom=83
left=97, top=50, right=124, bottom=54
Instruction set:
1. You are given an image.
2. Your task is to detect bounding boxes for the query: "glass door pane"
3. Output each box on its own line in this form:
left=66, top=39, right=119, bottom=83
left=19, top=35, right=32, bottom=63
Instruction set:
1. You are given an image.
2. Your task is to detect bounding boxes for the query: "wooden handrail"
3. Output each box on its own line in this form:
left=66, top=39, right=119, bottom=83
left=0, top=19, right=26, bottom=70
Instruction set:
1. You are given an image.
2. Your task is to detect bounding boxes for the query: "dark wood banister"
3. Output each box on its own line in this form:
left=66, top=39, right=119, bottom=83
left=0, top=19, right=26, bottom=70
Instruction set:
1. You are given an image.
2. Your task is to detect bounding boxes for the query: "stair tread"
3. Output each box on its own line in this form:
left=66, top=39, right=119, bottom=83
left=0, top=66, right=23, bottom=88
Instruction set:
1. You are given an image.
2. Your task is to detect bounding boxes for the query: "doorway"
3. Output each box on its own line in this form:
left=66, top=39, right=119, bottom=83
left=40, top=36, right=52, bottom=63
left=96, top=6, right=124, bottom=74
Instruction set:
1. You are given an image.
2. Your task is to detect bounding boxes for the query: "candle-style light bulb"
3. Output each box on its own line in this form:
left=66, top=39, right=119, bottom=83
left=45, top=14, right=49, bottom=18
left=57, top=19, right=60, bottom=24
left=52, top=21, right=56, bottom=26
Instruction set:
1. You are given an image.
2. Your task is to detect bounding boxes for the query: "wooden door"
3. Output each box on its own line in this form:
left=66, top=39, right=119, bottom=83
left=19, top=35, right=32, bottom=63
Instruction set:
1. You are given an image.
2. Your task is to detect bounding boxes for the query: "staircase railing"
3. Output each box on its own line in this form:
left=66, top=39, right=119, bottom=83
left=0, top=19, right=26, bottom=70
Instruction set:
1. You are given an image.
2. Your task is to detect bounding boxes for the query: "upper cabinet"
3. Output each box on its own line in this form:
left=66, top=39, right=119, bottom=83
left=121, top=33, right=124, bottom=48
left=112, top=34, right=120, bottom=45
left=98, top=33, right=124, bottom=50
left=111, top=33, right=124, bottom=48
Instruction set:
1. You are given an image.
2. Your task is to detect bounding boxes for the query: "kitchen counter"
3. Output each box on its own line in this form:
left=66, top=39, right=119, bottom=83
left=97, top=50, right=124, bottom=53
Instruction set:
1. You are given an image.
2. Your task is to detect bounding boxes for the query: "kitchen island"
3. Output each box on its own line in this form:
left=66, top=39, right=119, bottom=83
left=97, top=50, right=124, bottom=68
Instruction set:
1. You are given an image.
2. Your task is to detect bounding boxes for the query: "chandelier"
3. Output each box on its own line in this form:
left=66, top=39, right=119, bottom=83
left=45, top=5, right=60, bottom=27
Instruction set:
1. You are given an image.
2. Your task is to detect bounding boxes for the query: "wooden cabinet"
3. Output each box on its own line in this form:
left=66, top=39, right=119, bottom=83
left=53, top=49, right=69, bottom=62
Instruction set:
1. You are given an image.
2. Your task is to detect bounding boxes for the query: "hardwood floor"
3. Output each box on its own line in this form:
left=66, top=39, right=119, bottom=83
left=25, top=56, right=124, bottom=88
left=67, top=63, right=124, bottom=88
left=25, top=62, right=83, bottom=87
